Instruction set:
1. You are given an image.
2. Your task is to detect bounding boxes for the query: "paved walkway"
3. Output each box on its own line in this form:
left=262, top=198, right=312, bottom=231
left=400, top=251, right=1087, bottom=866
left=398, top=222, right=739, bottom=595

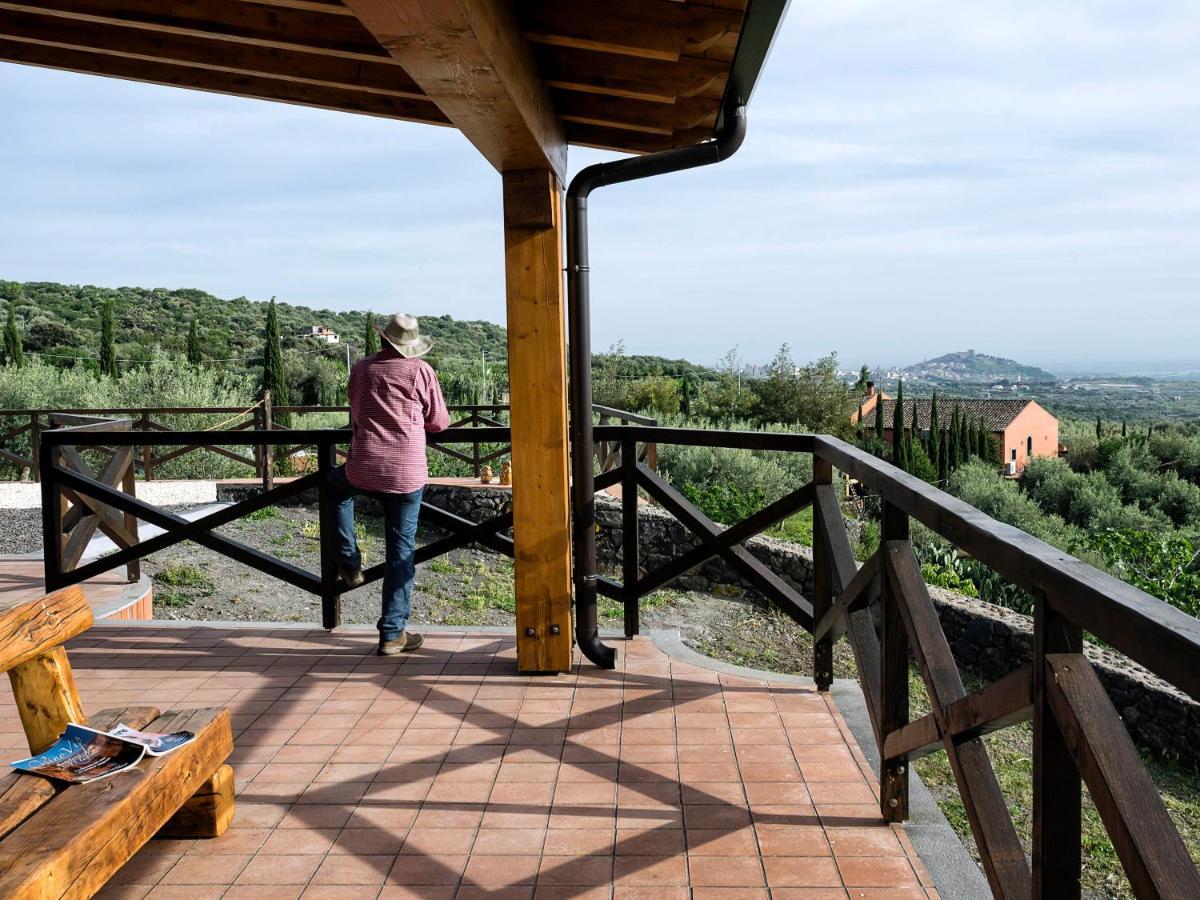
left=0, top=625, right=938, bottom=899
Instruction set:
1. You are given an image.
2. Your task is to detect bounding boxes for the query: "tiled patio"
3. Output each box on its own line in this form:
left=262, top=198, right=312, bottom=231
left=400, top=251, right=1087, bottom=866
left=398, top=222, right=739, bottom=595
left=0, top=625, right=938, bottom=899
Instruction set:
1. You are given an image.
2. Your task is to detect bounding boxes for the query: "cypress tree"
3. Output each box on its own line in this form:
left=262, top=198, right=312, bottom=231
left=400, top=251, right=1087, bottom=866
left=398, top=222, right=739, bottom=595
left=908, top=400, right=919, bottom=468
left=874, top=392, right=885, bottom=443
left=891, top=379, right=905, bottom=467
left=1096, top=416, right=1103, bottom=440
left=186, top=316, right=202, bottom=368
left=958, top=411, right=971, bottom=466
left=1121, top=420, right=1127, bottom=438
left=977, top=418, right=988, bottom=460
left=99, top=297, right=118, bottom=379
left=928, top=391, right=941, bottom=474
left=948, top=404, right=960, bottom=470
left=364, top=313, right=380, bottom=356
left=3, top=306, right=24, bottom=369
left=262, top=297, right=290, bottom=422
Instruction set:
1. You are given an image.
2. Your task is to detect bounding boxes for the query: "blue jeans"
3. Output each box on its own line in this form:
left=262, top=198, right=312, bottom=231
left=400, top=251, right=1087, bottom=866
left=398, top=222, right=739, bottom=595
left=327, top=465, right=423, bottom=642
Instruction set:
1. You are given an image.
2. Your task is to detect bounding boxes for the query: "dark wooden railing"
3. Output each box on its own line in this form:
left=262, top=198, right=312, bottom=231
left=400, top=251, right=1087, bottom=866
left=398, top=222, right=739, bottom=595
left=36, top=414, right=1200, bottom=897
left=4, top=401, right=654, bottom=483
left=593, top=424, right=1200, bottom=899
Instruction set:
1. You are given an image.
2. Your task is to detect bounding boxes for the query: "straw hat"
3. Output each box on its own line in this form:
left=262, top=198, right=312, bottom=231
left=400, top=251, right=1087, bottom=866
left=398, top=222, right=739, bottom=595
left=377, top=313, right=433, bottom=358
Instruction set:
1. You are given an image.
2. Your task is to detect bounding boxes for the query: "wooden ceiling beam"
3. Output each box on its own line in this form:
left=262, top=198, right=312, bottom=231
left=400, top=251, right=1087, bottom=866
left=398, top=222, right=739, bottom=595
left=534, top=45, right=727, bottom=103
left=563, top=122, right=711, bottom=155
left=0, top=9, right=424, bottom=99
left=0, top=37, right=448, bottom=125
left=518, top=0, right=742, bottom=62
left=0, top=0, right=389, bottom=61
left=343, top=0, right=566, bottom=180
left=551, top=90, right=717, bottom=136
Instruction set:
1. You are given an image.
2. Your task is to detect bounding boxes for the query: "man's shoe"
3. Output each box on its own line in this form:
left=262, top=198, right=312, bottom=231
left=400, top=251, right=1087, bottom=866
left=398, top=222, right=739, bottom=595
left=378, top=632, right=423, bottom=656
left=338, top=565, right=365, bottom=588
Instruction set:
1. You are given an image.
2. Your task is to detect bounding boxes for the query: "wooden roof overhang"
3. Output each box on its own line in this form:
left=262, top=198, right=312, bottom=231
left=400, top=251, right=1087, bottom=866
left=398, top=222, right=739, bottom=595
left=0, top=0, right=789, bottom=181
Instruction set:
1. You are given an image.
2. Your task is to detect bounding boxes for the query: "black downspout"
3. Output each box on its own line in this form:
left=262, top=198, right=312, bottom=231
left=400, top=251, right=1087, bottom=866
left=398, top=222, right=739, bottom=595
left=566, top=100, right=748, bottom=670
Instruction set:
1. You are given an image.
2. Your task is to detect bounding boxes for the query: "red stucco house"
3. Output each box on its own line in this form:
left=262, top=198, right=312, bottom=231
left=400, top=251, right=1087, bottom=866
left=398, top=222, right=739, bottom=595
left=857, top=394, right=1059, bottom=474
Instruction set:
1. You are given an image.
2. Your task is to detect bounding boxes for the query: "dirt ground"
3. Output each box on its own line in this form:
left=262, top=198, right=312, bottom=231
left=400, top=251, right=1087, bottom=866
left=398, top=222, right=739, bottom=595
left=139, top=504, right=853, bottom=676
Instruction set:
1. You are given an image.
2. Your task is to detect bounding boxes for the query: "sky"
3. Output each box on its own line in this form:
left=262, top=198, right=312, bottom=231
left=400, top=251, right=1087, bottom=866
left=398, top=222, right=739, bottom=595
left=1, top=1, right=1198, bottom=374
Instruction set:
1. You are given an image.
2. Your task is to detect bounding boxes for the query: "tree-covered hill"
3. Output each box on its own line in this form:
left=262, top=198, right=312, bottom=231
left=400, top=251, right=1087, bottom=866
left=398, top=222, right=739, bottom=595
left=0, top=279, right=509, bottom=366
left=901, top=349, right=1056, bottom=384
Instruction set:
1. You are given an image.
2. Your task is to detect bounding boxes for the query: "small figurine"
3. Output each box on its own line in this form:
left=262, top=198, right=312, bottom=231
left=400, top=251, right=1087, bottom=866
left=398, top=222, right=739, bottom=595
left=499, top=461, right=512, bottom=486
left=479, top=465, right=493, bottom=485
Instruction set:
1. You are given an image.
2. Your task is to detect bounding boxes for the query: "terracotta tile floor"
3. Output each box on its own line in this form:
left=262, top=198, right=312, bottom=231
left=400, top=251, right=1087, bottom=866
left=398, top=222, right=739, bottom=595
left=0, top=625, right=939, bottom=899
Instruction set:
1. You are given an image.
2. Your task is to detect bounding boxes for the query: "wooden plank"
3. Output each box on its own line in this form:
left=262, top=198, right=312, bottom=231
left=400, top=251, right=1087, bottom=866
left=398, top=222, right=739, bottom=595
left=344, top=0, right=567, bottom=179
left=0, top=37, right=448, bottom=126
left=0, top=706, right=233, bottom=899
left=812, top=549, right=879, bottom=643
left=1033, top=597, right=1082, bottom=899
left=0, top=706, right=160, bottom=841
left=535, top=44, right=727, bottom=102
left=501, top=169, right=572, bottom=671
left=158, top=763, right=235, bottom=838
left=0, top=588, right=92, bottom=674
left=552, top=90, right=718, bottom=136
left=0, top=7, right=426, bottom=97
left=884, top=664, right=1033, bottom=762
left=1045, top=654, right=1200, bottom=898
left=886, top=541, right=1031, bottom=898
left=638, top=462, right=813, bottom=627
left=519, top=0, right=742, bottom=62
left=814, top=483, right=883, bottom=743
left=879, top=505, right=910, bottom=822
left=8, top=647, right=87, bottom=755
left=635, top=482, right=815, bottom=596
left=815, top=435, right=1200, bottom=703
left=811, top=459, right=834, bottom=692
left=0, top=0, right=389, bottom=60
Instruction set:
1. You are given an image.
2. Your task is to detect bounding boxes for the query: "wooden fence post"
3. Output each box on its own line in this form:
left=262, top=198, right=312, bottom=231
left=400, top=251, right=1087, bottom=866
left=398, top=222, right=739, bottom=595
left=622, top=436, right=640, bottom=638
left=1033, top=591, right=1083, bottom=898
left=29, top=412, right=40, bottom=482
left=262, top=390, right=274, bottom=492
left=880, top=500, right=910, bottom=822
left=317, top=437, right=341, bottom=630
left=812, top=456, right=833, bottom=691
left=140, top=411, right=153, bottom=481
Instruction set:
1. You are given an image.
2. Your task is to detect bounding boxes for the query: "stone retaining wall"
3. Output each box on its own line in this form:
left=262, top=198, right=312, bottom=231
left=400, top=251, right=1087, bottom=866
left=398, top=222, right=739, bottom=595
left=219, top=480, right=1200, bottom=766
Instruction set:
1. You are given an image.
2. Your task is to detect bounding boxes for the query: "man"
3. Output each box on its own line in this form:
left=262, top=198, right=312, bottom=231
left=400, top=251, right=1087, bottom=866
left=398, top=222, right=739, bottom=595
left=329, top=313, right=449, bottom=655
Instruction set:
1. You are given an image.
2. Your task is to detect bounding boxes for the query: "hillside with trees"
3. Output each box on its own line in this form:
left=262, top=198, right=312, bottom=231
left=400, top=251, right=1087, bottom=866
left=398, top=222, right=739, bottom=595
left=901, top=349, right=1056, bottom=384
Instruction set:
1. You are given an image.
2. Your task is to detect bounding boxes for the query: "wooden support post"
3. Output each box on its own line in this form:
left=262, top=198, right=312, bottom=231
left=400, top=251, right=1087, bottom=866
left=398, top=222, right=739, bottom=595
left=811, top=457, right=833, bottom=691
left=879, top=501, right=910, bottom=821
left=121, top=442, right=140, bottom=585
left=503, top=169, right=573, bottom=672
left=9, top=647, right=86, bottom=755
left=1033, top=591, right=1083, bottom=898
left=158, top=763, right=236, bottom=838
left=39, top=437, right=64, bottom=592
left=622, top=436, right=640, bottom=638
left=29, top=412, right=40, bottom=482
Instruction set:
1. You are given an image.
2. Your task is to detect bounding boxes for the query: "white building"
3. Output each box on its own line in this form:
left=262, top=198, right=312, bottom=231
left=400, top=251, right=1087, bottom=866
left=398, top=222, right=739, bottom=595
left=302, top=325, right=339, bottom=344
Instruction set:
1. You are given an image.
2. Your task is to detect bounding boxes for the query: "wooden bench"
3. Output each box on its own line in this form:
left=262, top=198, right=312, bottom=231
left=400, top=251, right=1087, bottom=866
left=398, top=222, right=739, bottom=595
left=0, top=587, right=235, bottom=899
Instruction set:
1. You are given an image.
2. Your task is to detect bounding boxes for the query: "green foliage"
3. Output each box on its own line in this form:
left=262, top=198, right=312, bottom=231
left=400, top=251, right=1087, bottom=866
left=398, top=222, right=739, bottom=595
left=625, top=374, right=680, bottom=416
left=99, top=297, right=117, bottom=379
left=261, top=297, right=290, bottom=421
left=3, top=305, right=23, bottom=369
left=892, top=378, right=905, bottom=467
left=749, top=348, right=855, bottom=436
left=157, top=563, right=215, bottom=591
left=1079, top=529, right=1200, bottom=616
left=186, top=316, right=202, bottom=367
left=928, top=390, right=942, bottom=480
left=364, top=313, right=380, bottom=355
left=683, top=482, right=766, bottom=526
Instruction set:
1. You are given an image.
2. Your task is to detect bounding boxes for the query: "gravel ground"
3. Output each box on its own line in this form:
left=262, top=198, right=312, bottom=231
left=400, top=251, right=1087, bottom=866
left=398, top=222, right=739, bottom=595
left=0, top=508, right=44, bottom=555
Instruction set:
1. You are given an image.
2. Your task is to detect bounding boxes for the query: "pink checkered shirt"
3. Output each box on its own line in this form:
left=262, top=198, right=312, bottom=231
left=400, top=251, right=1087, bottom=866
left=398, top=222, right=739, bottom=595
left=345, top=348, right=449, bottom=494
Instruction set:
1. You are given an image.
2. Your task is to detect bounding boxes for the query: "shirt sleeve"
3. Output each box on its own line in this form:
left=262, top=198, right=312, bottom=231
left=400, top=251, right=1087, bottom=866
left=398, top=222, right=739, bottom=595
left=423, top=366, right=450, bottom=433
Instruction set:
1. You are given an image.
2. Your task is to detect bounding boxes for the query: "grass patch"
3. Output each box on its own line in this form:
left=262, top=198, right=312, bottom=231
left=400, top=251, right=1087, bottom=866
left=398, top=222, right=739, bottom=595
left=768, top=507, right=814, bottom=546
left=155, top=589, right=193, bottom=609
left=156, top=563, right=214, bottom=591
left=246, top=506, right=279, bottom=521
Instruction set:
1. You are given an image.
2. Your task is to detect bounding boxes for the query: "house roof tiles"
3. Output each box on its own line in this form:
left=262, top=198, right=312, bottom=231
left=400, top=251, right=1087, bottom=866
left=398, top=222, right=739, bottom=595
left=861, top=398, right=1043, bottom=432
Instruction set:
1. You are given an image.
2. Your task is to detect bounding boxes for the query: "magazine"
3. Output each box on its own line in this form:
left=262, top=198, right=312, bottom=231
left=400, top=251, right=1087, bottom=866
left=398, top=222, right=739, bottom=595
left=108, top=723, right=195, bottom=757
left=11, top=724, right=146, bottom=784
left=10, top=723, right=196, bottom=784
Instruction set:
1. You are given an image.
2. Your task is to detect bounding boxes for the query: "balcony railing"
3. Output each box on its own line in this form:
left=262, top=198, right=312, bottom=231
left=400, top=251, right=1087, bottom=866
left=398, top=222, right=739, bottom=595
left=33, top=418, right=1200, bottom=898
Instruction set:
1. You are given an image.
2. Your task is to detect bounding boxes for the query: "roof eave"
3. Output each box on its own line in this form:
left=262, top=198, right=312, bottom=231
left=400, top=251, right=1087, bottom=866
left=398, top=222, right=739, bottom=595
left=715, top=0, right=791, bottom=132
